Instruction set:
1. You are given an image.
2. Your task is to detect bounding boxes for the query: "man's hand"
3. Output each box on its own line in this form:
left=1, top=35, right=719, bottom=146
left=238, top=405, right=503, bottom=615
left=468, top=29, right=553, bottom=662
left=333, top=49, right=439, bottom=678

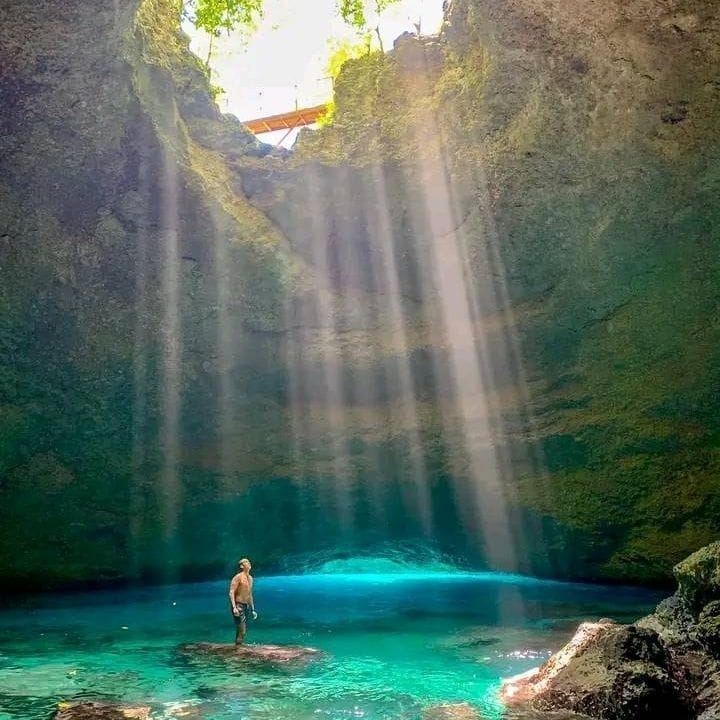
left=252, top=610, right=258, bottom=620
left=232, top=606, right=240, bottom=617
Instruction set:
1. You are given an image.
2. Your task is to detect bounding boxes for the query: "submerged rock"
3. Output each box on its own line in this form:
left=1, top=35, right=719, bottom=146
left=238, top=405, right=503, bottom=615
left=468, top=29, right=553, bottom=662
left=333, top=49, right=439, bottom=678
left=179, top=642, right=324, bottom=666
left=159, top=700, right=207, bottom=719
left=55, top=702, right=151, bottom=720
left=421, top=703, right=481, bottom=719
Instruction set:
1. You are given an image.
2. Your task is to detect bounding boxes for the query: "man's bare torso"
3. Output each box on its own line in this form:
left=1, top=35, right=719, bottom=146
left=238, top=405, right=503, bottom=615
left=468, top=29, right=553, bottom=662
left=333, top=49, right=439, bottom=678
left=230, top=572, right=253, bottom=604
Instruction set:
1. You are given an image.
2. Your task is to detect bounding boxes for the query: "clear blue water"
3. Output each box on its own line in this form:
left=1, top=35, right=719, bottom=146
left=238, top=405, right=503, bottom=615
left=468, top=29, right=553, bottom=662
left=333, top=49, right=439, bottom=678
left=0, top=569, right=662, bottom=720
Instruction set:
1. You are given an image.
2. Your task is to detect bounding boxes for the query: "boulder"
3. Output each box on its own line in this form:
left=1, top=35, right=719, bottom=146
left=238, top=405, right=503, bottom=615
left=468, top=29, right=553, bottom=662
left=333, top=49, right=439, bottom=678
left=674, top=542, right=720, bottom=614
left=698, top=601, right=720, bottom=657
left=696, top=668, right=720, bottom=718
left=502, top=623, right=690, bottom=720
left=55, top=702, right=151, bottom=720
left=421, top=703, right=481, bottom=719
left=700, top=705, right=720, bottom=720
left=501, top=543, right=720, bottom=719
left=501, top=620, right=616, bottom=704
left=179, top=642, right=323, bottom=666
left=637, top=593, right=697, bottom=648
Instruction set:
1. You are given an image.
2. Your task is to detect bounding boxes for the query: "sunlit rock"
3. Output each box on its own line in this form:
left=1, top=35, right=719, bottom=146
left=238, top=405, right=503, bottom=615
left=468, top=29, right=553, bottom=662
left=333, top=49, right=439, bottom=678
left=502, top=543, right=720, bottom=719
left=501, top=620, right=615, bottom=704
left=503, top=622, right=687, bottom=719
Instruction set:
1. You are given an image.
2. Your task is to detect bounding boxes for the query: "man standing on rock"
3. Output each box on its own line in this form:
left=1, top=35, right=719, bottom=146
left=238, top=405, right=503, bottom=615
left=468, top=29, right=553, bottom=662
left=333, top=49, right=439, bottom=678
left=229, top=558, right=257, bottom=645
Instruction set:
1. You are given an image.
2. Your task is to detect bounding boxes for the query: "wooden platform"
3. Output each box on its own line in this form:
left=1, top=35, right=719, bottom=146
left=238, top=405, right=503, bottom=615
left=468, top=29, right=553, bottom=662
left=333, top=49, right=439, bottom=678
left=242, top=104, right=328, bottom=135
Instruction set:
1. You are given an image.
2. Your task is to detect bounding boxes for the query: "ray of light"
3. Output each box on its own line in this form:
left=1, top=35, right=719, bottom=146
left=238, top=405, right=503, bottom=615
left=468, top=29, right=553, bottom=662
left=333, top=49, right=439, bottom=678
left=130, top=131, right=151, bottom=581
left=210, top=205, right=240, bottom=563
left=159, top=145, right=182, bottom=578
left=283, top=318, right=314, bottom=552
left=367, top=161, right=434, bottom=537
left=331, top=163, right=391, bottom=536
left=303, top=163, right=355, bottom=538
left=396, top=58, right=519, bottom=573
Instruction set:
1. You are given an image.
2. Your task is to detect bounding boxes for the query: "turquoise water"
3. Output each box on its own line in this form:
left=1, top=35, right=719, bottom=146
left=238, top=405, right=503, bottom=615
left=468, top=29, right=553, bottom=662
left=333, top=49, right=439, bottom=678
left=0, top=571, right=662, bottom=719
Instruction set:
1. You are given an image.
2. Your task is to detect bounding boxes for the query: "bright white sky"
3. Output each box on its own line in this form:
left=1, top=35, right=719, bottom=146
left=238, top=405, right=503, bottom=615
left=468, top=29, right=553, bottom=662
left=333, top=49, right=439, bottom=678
left=186, top=0, right=444, bottom=146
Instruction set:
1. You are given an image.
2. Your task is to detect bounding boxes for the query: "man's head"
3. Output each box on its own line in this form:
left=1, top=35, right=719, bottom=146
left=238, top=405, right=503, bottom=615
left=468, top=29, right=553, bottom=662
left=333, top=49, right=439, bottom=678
left=238, top=558, right=252, bottom=572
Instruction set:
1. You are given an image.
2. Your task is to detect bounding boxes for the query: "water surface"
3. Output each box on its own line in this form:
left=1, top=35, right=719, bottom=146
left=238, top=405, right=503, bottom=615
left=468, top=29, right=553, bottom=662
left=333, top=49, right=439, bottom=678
left=0, top=572, right=662, bottom=719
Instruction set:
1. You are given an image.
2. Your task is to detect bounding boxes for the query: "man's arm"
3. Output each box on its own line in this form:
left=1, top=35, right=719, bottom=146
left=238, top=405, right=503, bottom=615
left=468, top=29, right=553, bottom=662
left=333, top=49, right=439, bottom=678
left=249, top=579, right=257, bottom=618
left=229, top=574, right=241, bottom=614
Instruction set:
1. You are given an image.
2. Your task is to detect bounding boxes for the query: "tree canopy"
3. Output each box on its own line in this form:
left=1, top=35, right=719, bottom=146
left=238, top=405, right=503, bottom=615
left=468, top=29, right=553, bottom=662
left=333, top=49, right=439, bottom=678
left=183, top=0, right=264, bottom=37
left=183, top=0, right=402, bottom=39
left=338, top=0, right=401, bottom=34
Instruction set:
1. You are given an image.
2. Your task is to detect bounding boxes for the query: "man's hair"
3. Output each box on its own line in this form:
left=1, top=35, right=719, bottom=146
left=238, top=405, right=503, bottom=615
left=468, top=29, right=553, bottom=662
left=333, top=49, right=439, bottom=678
left=238, top=557, right=250, bottom=567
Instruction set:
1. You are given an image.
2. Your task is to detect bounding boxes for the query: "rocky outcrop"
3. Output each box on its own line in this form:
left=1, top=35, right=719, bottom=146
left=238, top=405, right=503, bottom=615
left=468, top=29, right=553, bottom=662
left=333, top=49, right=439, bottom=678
left=530, top=624, right=685, bottom=719
left=676, top=543, right=720, bottom=614
left=178, top=642, right=324, bottom=666
left=1, top=0, right=719, bottom=588
left=503, top=542, right=720, bottom=719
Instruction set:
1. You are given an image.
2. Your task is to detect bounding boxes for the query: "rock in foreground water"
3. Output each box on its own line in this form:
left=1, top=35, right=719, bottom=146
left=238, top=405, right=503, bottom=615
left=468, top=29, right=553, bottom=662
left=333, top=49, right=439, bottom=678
left=502, top=542, right=720, bottom=720
left=502, top=622, right=686, bottom=719
left=501, top=621, right=616, bottom=704
left=179, top=642, right=324, bottom=666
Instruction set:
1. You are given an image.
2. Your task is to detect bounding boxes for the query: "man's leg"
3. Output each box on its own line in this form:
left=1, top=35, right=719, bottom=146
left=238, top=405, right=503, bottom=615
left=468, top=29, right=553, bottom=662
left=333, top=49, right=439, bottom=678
left=235, top=619, right=246, bottom=645
left=234, top=604, right=247, bottom=645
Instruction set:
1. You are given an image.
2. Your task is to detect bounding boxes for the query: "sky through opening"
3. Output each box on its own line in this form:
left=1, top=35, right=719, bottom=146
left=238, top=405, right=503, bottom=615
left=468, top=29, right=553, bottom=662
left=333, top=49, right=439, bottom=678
left=186, top=0, right=445, bottom=146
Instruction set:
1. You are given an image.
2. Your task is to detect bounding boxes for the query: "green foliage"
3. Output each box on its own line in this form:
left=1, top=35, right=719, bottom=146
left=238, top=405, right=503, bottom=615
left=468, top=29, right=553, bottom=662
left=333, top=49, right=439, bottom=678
left=325, top=37, right=372, bottom=79
left=339, top=0, right=367, bottom=29
left=181, top=0, right=401, bottom=57
left=316, top=100, right=335, bottom=127
left=209, top=82, right=226, bottom=100
left=338, top=0, right=400, bottom=32
left=184, top=0, right=263, bottom=37
left=317, top=37, right=375, bottom=127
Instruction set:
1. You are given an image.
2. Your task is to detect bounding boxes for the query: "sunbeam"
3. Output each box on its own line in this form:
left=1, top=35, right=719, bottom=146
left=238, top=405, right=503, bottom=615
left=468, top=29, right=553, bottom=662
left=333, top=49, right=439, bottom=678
left=367, top=161, right=434, bottom=537
left=159, top=145, right=182, bottom=578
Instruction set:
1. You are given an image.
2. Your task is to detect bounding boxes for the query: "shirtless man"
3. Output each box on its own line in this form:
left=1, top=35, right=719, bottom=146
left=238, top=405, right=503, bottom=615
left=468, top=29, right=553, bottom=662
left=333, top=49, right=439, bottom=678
left=228, top=558, right=257, bottom=645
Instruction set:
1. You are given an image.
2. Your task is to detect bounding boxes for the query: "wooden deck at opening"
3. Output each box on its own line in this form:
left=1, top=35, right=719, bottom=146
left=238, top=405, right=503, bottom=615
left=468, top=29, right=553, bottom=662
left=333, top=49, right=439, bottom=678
left=242, top=104, right=328, bottom=135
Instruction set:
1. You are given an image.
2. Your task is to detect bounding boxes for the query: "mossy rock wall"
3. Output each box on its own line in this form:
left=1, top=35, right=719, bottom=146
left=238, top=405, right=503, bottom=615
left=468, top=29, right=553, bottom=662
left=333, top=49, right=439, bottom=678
left=0, top=0, right=718, bottom=589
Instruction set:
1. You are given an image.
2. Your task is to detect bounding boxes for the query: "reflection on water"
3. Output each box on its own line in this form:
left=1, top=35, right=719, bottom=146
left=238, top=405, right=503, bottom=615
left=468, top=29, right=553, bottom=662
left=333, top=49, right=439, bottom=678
left=0, top=573, right=661, bottom=720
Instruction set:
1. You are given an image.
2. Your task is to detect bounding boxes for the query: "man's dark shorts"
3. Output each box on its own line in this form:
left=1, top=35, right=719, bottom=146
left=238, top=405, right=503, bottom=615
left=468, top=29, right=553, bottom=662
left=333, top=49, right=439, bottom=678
left=233, top=602, right=250, bottom=625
